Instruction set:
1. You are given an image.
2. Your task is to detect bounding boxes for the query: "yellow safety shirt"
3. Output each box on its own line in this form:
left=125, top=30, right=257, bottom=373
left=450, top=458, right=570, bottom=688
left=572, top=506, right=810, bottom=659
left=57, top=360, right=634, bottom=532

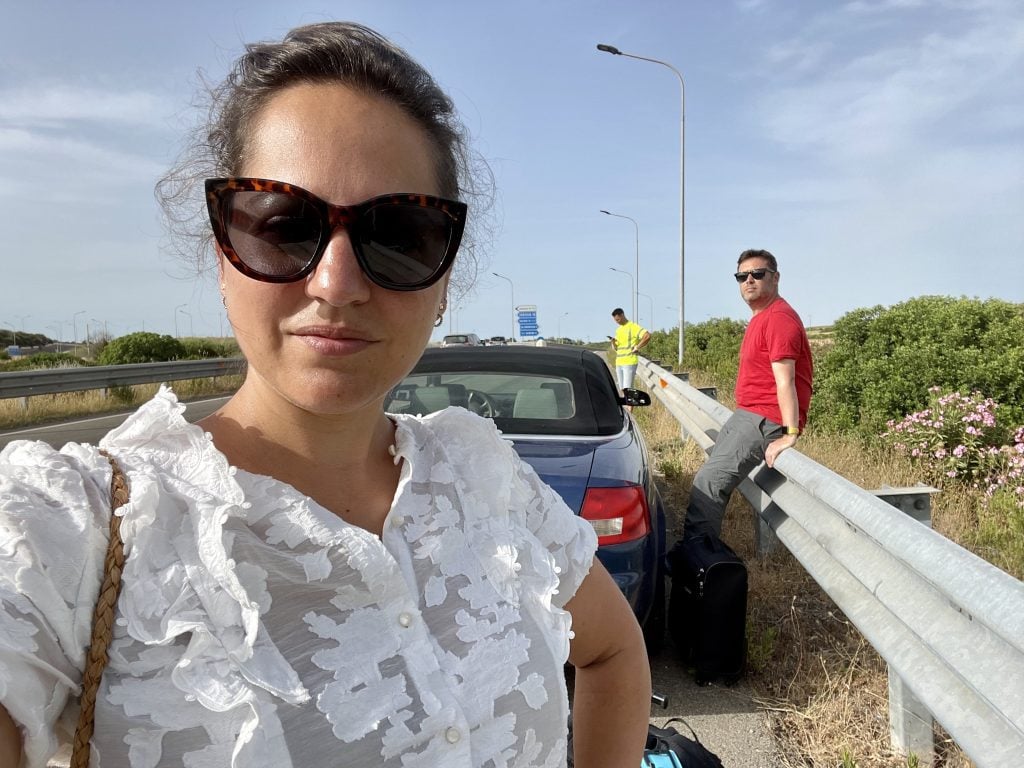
left=614, top=321, right=647, bottom=366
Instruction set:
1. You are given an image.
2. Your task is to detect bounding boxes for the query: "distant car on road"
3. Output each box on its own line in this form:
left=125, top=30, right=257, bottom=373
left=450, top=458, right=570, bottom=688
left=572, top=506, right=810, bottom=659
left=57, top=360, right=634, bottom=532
left=488, top=336, right=508, bottom=346
left=385, top=345, right=667, bottom=650
left=441, top=333, right=481, bottom=347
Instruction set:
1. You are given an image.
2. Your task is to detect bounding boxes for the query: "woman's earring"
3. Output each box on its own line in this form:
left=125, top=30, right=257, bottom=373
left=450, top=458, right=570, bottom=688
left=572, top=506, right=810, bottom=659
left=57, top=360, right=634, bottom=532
left=434, top=298, right=447, bottom=328
left=220, top=287, right=227, bottom=309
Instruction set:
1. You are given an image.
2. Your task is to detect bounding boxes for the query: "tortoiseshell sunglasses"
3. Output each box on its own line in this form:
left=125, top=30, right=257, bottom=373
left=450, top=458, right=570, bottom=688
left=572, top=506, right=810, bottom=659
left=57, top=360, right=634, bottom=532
left=205, top=178, right=467, bottom=291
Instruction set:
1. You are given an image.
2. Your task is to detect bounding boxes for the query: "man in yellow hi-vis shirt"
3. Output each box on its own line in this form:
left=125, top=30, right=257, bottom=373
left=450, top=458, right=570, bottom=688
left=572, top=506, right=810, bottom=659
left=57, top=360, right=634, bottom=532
left=608, top=308, right=651, bottom=390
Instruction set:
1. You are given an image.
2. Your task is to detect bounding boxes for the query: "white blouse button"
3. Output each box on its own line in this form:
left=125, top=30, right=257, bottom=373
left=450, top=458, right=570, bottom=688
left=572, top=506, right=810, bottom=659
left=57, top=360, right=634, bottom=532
left=398, top=612, right=413, bottom=628
left=554, top=565, right=563, bottom=574
left=392, top=514, right=405, bottom=527
left=444, top=726, right=461, bottom=744
left=513, top=562, right=522, bottom=572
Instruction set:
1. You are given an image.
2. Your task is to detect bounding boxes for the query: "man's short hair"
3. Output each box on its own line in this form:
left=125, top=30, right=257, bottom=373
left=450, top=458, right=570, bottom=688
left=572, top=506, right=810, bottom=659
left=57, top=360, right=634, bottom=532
left=611, top=308, right=625, bottom=317
left=737, top=249, right=778, bottom=272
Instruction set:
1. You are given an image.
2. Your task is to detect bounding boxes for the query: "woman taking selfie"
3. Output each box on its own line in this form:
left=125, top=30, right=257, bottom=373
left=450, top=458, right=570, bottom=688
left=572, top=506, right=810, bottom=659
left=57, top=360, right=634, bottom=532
left=0, top=21, right=650, bottom=767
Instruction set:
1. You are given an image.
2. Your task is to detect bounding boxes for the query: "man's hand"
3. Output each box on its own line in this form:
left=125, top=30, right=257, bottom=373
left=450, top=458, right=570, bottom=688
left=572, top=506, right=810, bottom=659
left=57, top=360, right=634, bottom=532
left=765, top=433, right=798, bottom=467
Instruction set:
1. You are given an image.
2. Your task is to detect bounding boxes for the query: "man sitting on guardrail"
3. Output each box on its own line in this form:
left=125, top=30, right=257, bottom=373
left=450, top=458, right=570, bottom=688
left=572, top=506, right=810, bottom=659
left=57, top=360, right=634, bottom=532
left=683, top=249, right=813, bottom=539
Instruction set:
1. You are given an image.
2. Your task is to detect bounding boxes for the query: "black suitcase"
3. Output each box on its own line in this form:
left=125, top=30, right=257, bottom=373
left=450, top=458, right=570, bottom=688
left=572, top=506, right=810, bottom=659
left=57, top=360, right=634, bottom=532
left=667, top=533, right=747, bottom=685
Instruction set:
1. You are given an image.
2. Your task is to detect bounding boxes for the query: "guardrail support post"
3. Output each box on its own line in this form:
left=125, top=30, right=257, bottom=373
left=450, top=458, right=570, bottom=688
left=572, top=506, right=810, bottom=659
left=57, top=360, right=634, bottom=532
left=19, top=396, right=29, bottom=412
left=888, top=672, right=935, bottom=765
left=870, top=484, right=939, bottom=764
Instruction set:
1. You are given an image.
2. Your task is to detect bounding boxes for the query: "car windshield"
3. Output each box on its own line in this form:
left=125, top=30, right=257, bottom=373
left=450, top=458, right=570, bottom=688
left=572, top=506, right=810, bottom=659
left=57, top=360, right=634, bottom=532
left=443, top=335, right=470, bottom=344
left=391, top=372, right=575, bottom=418
left=386, top=348, right=625, bottom=436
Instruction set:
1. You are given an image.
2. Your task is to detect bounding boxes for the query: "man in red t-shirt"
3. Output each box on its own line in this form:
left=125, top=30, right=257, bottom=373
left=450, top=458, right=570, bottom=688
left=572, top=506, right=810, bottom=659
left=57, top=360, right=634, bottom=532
left=683, top=249, right=813, bottom=538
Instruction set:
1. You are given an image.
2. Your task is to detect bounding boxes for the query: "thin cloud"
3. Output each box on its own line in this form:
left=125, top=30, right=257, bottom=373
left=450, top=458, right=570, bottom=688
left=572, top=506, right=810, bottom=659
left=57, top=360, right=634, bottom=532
left=755, top=3, right=1024, bottom=161
left=0, top=127, right=165, bottom=200
left=0, top=84, right=167, bottom=128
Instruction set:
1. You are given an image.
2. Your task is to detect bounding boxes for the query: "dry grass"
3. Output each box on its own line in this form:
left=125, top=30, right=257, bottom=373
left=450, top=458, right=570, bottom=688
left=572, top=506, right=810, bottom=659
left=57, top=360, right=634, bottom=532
left=0, top=376, right=243, bottom=431
left=634, top=395, right=979, bottom=768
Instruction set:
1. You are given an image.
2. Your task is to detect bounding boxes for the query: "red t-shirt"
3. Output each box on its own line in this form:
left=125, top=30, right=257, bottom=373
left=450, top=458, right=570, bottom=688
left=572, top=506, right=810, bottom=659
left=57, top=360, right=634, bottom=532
left=735, top=297, right=813, bottom=429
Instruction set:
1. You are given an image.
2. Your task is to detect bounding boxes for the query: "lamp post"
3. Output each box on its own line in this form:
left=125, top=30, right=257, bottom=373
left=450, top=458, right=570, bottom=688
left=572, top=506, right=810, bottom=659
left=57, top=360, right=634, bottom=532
left=492, top=272, right=515, bottom=341
left=91, top=318, right=109, bottom=342
left=174, top=304, right=187, bottom=338
left=597, top=43, right=686, bottom=366
left=557, top=312, right=569, bottom=340
left=72, top=310, right=85, bottom=344
left=48, top=323, right=64, bottom=353
left=1, top=316, right=28, bottom=346
left=608, top=267, right=635, bottom=316
left=179, top=309, right=193, bottom=338
left=637, top=292, right=655, bottom=330
left=600, top=210, right=639, bottom=322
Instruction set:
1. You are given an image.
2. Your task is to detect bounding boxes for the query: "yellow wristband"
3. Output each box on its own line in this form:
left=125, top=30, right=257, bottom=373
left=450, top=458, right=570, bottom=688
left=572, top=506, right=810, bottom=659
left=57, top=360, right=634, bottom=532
left=785, top=426, right=800, bottom=436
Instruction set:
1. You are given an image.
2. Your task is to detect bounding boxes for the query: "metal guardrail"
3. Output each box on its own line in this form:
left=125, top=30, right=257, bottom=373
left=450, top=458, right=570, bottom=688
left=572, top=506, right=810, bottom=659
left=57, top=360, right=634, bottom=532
left=636, top=358, right=1024, bottom=767
left=0, top=358, right=245, bottom=399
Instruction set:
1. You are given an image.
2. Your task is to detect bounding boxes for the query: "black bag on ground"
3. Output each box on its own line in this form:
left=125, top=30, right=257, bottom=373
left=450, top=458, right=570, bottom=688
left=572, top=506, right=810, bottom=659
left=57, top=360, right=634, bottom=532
left=566, top=716, right=724, bottom=768
left=645, top=718, right=725, bottom=768
left=667, top=533, right=747, bottom=685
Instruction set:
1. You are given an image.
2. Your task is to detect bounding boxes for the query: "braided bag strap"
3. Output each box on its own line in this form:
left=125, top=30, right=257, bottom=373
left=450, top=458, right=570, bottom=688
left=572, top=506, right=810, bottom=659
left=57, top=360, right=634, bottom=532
left=69, top=451, right=129, bottom=768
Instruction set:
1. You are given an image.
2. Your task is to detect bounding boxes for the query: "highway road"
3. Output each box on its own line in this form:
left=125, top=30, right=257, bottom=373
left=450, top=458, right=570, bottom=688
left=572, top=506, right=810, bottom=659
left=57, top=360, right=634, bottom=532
left=4, top=396, right=777, bottom=767
left=0, top=396, right=229, bottom=450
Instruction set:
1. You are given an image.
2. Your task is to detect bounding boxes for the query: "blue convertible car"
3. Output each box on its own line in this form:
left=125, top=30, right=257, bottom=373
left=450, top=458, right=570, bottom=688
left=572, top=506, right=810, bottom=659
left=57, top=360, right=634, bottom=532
left=385, top=345, right=667, bottom=651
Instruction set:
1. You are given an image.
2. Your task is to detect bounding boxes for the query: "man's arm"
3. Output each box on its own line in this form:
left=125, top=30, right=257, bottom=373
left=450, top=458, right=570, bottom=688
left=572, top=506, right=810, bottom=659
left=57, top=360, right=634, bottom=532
left=765, top=358, right=799, bottom=467
left=633, top=329, right=651, bottom=353
left=0, top=705, right=22, bottom=765
left=565, top=560, right=650, bottom=767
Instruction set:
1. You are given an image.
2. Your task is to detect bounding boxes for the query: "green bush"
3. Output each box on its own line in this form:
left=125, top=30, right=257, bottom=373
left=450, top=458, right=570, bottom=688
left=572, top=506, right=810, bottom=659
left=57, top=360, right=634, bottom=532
left=810, top=297, right=1024, bottom=435
left=96, top=332, right=186, bottom=365
left=0, top=352, right=90, bottom=371
left=181, top=338, right=235, bottom=359
left=645, top=318, right=746, bottom=384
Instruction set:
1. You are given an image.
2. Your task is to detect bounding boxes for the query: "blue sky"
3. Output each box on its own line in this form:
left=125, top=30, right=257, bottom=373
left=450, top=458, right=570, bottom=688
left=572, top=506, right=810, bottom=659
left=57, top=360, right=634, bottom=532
left=1, top=0, right=1021, bottom=345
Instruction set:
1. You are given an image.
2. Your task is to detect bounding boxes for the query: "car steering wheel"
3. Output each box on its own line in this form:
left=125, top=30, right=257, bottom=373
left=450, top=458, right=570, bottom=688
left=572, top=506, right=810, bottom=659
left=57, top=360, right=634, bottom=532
left=466, top=389, right=496, bottom=418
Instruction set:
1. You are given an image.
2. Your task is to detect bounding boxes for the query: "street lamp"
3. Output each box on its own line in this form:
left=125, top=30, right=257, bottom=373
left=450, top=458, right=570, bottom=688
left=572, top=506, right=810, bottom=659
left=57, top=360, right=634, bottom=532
left=597, top=42, right=686, bottom=366
left=492, top=272, right=515, bottom=341
left=600, top=210, right=639, bottom=322
left=179, top=309, right=193, bottom=338
left=48, top=324, right=64, bottom=353
left=637, top=292, right=655, bottom=330
left=72, top=310, right=86, bottom=344
left=609, top=267, right=635, bottom=315
left=91, top=318, right=109, bottom=342
left=557, top=312, right=569, bottom=340
left=174, top=304, right=188, bottom=338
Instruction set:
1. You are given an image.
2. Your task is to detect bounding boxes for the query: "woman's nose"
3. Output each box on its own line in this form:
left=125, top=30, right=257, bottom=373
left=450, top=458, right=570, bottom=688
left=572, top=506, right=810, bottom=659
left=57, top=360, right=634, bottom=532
left=305, top=229, right=373, bottom=306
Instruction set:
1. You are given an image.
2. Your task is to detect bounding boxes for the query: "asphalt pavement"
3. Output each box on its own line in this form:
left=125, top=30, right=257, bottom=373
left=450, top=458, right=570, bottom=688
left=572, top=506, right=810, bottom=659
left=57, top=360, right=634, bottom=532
left=649, top=645, right=778, bottom=768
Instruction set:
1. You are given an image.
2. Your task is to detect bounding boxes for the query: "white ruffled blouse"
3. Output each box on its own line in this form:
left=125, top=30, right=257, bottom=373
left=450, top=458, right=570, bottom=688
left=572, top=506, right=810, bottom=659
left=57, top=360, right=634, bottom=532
left=0, top=387, right=597, bottom=767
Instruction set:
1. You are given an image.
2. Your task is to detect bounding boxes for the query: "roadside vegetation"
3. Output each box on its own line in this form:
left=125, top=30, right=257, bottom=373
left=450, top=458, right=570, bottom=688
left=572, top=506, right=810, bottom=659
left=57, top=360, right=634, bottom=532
left=635, top=295, right=1023, bottom=767
left=0, top=333, right=241, bottom=430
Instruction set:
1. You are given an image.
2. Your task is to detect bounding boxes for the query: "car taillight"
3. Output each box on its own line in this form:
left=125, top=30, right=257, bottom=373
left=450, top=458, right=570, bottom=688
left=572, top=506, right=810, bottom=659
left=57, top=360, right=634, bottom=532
left=580, top=486, right=650, bottom=546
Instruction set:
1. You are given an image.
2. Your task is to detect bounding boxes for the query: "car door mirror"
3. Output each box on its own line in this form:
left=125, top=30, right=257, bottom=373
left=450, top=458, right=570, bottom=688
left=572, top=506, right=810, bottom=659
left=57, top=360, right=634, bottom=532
left=619, top=388, right=651, bottom=407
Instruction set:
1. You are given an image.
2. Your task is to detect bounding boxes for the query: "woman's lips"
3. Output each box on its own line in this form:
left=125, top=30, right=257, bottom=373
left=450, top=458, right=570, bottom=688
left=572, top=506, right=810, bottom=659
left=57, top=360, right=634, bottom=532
left=293, top=326, right=376, bottom=356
